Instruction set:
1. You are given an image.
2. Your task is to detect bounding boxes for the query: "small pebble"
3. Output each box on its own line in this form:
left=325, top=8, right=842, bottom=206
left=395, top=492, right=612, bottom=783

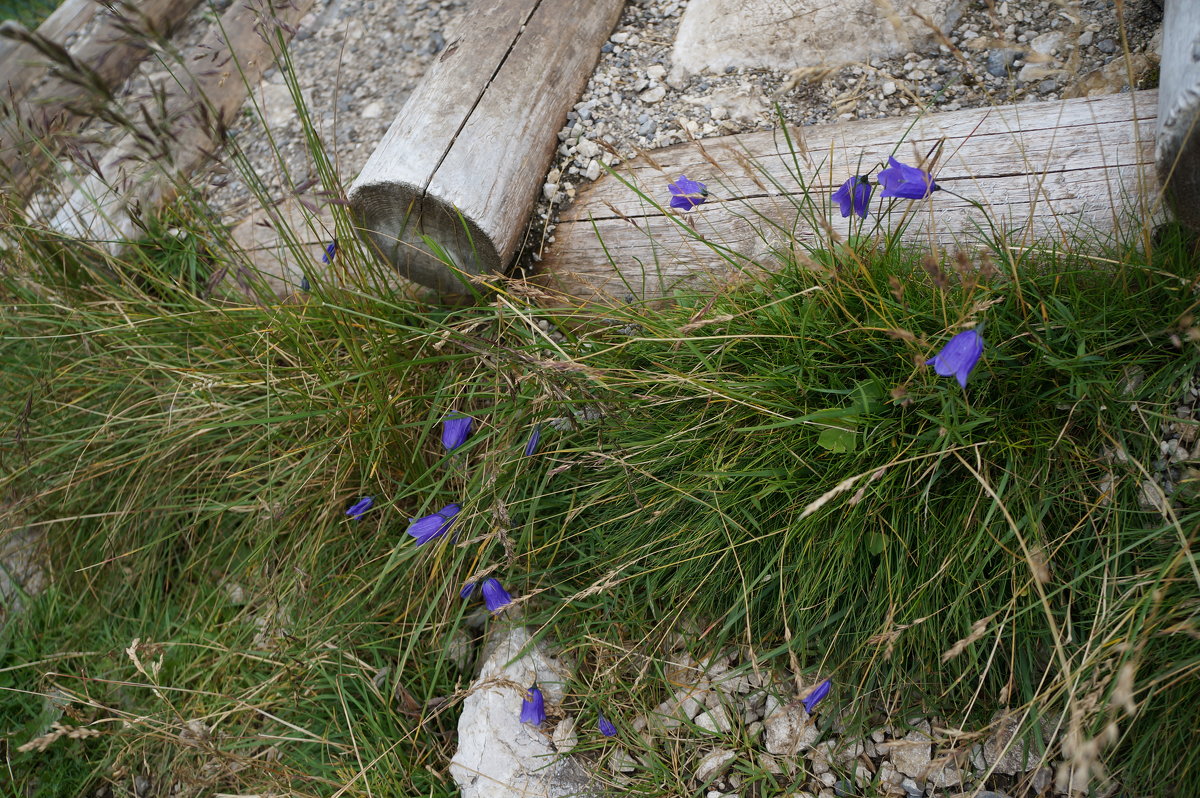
left=1097, top=38, right=1118, bottom=53
left=986, top=49, right=1020, bottom=77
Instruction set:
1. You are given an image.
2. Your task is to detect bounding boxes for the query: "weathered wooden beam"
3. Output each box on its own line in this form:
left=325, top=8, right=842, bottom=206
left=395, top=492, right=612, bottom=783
left=540, top=91, right=1159, bottom=304
left=0, top=0, right=102, bottom=101
left=1156, top=0, right=1200, bottom=230
left=0, top=0, right=204, bottom=198
left=348, top=0, right=625, bottom=293
left=46, top=0, right=316, bottom=247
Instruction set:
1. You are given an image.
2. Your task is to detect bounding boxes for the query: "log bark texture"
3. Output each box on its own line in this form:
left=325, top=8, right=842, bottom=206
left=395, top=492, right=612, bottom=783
left=348, top=0, right=625, bottom=293
left=541, top=91, right=1159, bottom=304
left=47, top=0, right=316, bottom=247
left=1156, top=0, right=1200, bottom=230
left=0, top=0, right=102, bottom=101
left=0, top=0, right=204, bottom=197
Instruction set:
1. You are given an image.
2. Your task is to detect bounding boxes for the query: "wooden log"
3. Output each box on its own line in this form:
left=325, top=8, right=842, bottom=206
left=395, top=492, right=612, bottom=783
left=1156, top=0, right=1200, bottom=230
left=541, top=91, right=1159, bottom=304
left=0, top=0, right=103, bottom=101
left=46, top=0, right=316, bottom=247
left=348, top=0, right=625, bottom=293
left=0, top=0, right=204, bottom=197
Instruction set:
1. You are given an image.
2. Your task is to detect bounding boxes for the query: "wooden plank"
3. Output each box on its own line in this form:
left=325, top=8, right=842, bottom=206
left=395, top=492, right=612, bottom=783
left=349, top=0, right=625, bottom=293
left=1156, top=0, right=1200, bottom=230
left=0, top=0, right=204, bottom=197
left=46, top=0, right=316, bottom=247
left=0, top=0, right=103, bottom=101
left=540, top=91, right=1159, bottom=304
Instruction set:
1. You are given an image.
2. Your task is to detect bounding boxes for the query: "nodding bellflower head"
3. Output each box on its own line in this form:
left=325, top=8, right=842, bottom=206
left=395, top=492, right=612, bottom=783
left=832, top=175, right=873, bottom=218
left=521, top=686, right=546, bottom=725
left=321, top=240, right=337, bottom=264
left=926, top=328, right=985, bottom=389
left=877, top=157, right=939, bottom=200
left=598, top=714, right=618, bottom=737
left=406, top=503, right=461, bottom=545
left=345, top=496, right=374, bottom=520
left=802, top=679, right=832, bottom=714
left=461, top=577, right=514, bottom=613
left=668, top=175, right=708, bottom=211
left=441, top=414, right=473, bottom=452
left=524, top=424, right=542, bottom=457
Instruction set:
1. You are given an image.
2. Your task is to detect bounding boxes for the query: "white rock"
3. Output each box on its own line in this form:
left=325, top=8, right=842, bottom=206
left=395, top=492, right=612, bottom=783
left=576, top=138, right=601, bottom=159
left=887, top=720, right=933, bottom=779
left=552, top=716, right=578, bottom=753
left=608, top=747, right=638, bottom=773
left=669, top=0, right=964, bottom=83
left=543, top=182, right=559, bottom=201
left=450, top=626, right=591, bottom=798
left=361, top=100, right=384, bottom=119
left=695, top=748, right=738, bottom=783
left=696, top=705, right=733, bottom=734
left=881, top=81, right=897, bottom=96
left=584, top=160, right=602, bottom=181
left=1030, top=31, right=1064, bottom=56
left=646, top=64, right=667, bottom=81
left=640, top=85, right=667, bottom=104
left=763, top=700, right=820, bottom=756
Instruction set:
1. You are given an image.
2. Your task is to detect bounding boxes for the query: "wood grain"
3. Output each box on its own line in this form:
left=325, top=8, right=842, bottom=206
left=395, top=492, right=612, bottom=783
left=1156, top=0, right=1200, bottom=229
left=540, top=91, right=1160, bottom=304
left=0, top=0, right=204, bottom=197
left=349, top=0, right=624, bottom=292
left=0, top=0, right=103, bottom=101
left=48, top=0, right=316, bottom=247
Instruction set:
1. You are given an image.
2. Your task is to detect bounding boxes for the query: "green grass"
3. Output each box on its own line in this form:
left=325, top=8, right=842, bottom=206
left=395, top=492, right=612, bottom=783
left=1, top=16, right=1199, bottom=797
left=0, top=0, right=59, bottom=28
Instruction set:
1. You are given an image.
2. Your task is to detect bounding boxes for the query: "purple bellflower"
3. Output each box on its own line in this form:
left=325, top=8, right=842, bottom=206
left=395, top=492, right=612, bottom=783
left=521, top=686, right=546, bottom=725
left=926, top=328, right=984, bottom=389
left=524, top=424, right=542, bottom=457
left=668, top=175, right=708, bottom=211
left=802, top=679, right=832, bottom=714
left=461, top=577, right=514, bottom=613
left=442, top=414, right=473, bottom=452
left=877, top=157, right=939, bottom=200
left=346, top=496, right=374, bottom=520
left=406, top=503, right=461, bottom=545
left=832, top=175, right=873, bottom=218
left=598, top=714, right=617, bottom=737
left=321, top=240, right=337, bottom=264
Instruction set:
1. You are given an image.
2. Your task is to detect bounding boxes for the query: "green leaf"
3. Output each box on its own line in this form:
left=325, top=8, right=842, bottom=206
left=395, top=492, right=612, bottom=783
left=818, top=425, right=857, bottom=453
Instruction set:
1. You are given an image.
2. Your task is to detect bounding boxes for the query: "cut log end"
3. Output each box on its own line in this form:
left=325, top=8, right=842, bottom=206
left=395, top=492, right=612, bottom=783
left=350, top=182, right=502, bottom=293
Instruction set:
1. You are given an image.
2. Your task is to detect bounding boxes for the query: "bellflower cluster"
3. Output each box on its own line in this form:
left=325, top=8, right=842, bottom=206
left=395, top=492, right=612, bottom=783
left=927, top=328, right=985, bottom=388
left=668, top=175, right=708, bottom=210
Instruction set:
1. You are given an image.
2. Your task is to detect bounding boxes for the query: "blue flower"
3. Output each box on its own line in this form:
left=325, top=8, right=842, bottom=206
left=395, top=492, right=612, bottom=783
left=300, top=274, right=311, bottom=292
left=926, top=328, right=984, bottom=388
left=802, top=679, right=832, bottom=714
left=877, top=157, right=939, bottom=199
left=668, top=175, right=708, bottom=210
left=524, top=424, right=542, bottom=457
left=832, top=175, right=873, bottom=218
left=598, top=714, right=617, bottom=737
left=521, top=686, right=546, bottom=725
left=442, top=414, right=473, bottom=452
left=460, top=577, right=514, bottom=613
left=321, top=240, right=337, bottom=264
left=406, top=503, right=461, bottom=545
left=345, top=496, right=373, bottom=520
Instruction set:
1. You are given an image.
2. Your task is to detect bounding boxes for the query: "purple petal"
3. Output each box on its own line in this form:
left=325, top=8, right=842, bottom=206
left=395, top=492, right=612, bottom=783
left=321, top=240, right=338, bottom=264
left=345, top=496, right=374, bottom=520
left=520, top=686, right=546, bottom=725
left=480, top=578, right=513, bottom=612
left=878, top=157, right=938, bottom=200
left=926, top=329, right=984, bottom=388
left=442, top=414, right=473, bottom=451
left=524, top=424, right=542, bottom=457
left=406, top=503, right=461, bottom=545
left=668, top=175, right=708, bottom=210
left=802, top=679, right=832, bottom=714
left=598, top=714, right=617, bottom=737
left=460, top=582, right=477, bottom=599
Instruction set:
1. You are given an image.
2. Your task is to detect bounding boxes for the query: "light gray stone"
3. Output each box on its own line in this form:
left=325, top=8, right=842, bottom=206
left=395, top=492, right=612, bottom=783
left=763, top=699, right=821, bottom=756
left=552, top=716, right=578, bottom=753
left=695, top=748, right=738, bottom=783
left=983, top=712, right=1047, bottom=775
left=669, top=0, right=964, bottom=83
left=450, top=626, right=598, bottom=798
left=887, top=720, right=933, bottom=779
left=697, top=704, right=733, bottom=734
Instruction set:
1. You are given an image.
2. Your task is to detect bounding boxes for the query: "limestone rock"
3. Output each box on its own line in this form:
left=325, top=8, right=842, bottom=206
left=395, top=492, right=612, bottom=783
left=983, top=712, right=1047, bottom=775
left=695, top=748, right=738, bottom=783
left=450, top=626, right=598, bottom=798
left=763, top=699, right=821, bottom=756
left=887, top=720, right=933, bottom=779
left=552, top=716, right=578, bottom=754
left=669, top=0, right=965, bottom=82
